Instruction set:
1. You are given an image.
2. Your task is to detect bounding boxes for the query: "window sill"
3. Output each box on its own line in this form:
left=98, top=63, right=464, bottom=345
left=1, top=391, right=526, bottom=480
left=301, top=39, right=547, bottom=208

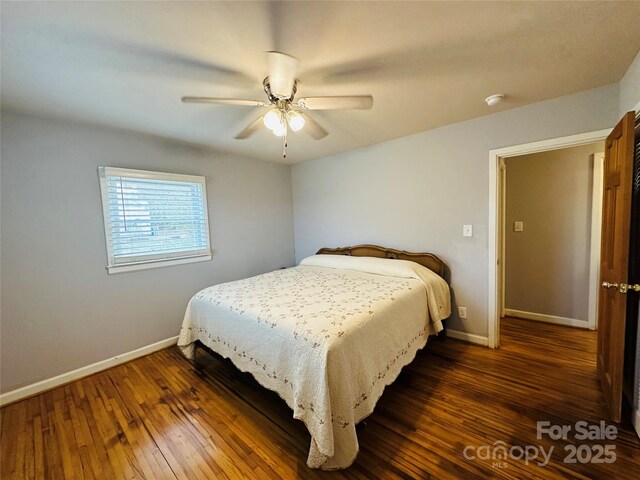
left=107, top=254, right=212, bottom=275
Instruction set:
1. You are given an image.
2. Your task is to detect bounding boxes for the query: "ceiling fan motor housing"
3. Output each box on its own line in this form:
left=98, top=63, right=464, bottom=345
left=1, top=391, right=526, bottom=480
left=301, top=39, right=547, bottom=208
left=263, top=77, right=297, bottom=103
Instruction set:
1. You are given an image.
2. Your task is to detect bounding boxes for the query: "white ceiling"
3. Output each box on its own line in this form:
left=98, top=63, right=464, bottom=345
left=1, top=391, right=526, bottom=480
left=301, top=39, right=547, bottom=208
left=2, top=1, right=639, bottom=164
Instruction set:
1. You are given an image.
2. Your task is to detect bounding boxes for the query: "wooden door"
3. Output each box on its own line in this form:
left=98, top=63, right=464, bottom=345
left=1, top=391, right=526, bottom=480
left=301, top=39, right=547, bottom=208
left=598, top=111, right=635, bottom=422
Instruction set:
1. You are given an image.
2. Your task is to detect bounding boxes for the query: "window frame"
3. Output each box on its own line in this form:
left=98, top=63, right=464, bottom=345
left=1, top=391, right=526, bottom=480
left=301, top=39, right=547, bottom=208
left=98, top=166, right=212, bottom=274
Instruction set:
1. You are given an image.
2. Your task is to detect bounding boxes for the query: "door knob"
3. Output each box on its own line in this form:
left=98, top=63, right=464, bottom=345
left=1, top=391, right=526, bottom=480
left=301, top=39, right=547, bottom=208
left=602, top=281, right=619, bottom=289
left=619, top=283, right=640, bottom=293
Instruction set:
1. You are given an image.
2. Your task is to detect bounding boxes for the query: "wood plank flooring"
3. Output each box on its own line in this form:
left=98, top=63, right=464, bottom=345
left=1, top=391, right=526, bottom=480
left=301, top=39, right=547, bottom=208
left=2, top=317, right=639, bottom=479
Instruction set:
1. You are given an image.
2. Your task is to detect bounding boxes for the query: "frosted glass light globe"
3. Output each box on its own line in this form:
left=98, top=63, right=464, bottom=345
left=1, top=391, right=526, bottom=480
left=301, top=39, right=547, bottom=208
left=286, top=110, right=305, bottom=132
left=263, top=109, right=281, bottom=130
left=272, top=119, right=287, bottom=137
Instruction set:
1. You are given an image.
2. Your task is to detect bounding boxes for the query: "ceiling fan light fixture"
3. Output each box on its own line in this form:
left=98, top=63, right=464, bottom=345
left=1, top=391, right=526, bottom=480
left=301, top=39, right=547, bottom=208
left=182, top=52, right=371, bottom=155
left=263, top=108, right=281, bottom=130
left=286, top=110, right=305, bottom=132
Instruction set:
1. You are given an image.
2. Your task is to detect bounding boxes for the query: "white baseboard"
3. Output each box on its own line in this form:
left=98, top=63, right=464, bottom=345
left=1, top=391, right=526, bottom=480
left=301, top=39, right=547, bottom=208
left=634, top=408, right=640, bottom=439
left=446, top=329, right=489, bottom=347
left=505, top=309, right=588, bottom=329
left=0, top=336, right=178, bottom=407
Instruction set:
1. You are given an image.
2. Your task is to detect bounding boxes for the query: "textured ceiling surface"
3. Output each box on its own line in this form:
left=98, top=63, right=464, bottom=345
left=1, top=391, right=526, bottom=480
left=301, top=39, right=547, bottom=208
left=2, top=1, right=639, bottom=164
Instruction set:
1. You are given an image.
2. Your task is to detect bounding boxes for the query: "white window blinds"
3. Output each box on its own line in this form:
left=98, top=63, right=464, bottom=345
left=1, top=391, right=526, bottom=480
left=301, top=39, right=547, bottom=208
left=99, top=167, right=211, bottom=273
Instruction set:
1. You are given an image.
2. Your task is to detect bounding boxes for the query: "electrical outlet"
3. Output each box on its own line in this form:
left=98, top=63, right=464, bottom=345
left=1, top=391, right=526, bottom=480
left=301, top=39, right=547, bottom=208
left=457, top=306, right=467, bottom=319
left=514, top=221, right=524, bottom=232
left=463, top=225, right=473, bottom=237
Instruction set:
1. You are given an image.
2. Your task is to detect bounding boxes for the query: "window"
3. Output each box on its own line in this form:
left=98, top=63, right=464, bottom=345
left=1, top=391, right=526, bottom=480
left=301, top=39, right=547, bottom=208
left=98, top=167, right=211, bottom=274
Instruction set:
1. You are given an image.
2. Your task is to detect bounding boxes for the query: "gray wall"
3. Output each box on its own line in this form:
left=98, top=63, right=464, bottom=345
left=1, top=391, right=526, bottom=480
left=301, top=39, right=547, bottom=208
left=0, top=110, right=295, bottom=393
left=505, top=143, right=603, bottom=321
left=291, top=84, right=620, bottom=337
left=619, top=50, right=640, bottom=115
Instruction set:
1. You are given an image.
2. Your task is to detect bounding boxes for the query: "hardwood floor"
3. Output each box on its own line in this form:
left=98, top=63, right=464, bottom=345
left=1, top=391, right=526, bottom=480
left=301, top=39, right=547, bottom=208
left=2, top=317, right=639, bottom=479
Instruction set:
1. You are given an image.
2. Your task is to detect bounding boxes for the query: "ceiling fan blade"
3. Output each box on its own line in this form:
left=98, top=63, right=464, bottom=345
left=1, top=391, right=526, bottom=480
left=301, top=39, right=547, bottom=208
left=296, top=95, right=373, bottom=110
left=235, top=115, right=265, bottom=139
left=266, top=51, right=299, bottom=97
left=182, top=97, right=267, bottom=107
left=300, top=113, right=328, bottom=140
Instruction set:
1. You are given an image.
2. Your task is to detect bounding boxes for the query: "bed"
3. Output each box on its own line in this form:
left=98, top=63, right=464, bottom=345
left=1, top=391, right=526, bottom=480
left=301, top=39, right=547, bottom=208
left=177, top=244, right=450, bottom=470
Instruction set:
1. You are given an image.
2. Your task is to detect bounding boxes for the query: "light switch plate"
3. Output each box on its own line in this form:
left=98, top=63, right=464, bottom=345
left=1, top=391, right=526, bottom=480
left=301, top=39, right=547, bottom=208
left=514, top=221, right=524, bottom=232
left=463, top=225, right=473, bottom=237
left=458, top=306, right=467, bottom=319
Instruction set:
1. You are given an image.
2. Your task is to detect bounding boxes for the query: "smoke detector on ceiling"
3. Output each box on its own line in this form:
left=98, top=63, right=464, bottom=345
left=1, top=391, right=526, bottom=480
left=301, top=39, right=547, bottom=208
left=485, top=94, right=505, bottom=106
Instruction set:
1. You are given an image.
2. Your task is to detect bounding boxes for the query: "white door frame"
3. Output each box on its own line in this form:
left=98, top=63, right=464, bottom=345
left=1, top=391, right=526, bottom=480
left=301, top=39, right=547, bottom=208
left=587, top=152, right=605, bottom=331
left=488, top=129, right=611, bottom=349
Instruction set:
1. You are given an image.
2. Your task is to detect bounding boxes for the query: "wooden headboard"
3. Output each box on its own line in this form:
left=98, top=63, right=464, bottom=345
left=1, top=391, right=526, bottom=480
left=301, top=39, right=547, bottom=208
left=316, top=244, right=446, bottom=278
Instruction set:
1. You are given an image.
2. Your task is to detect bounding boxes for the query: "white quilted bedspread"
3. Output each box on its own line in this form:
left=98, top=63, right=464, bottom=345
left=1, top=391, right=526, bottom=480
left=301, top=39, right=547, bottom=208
left=177, top=255, right=450, bottom=469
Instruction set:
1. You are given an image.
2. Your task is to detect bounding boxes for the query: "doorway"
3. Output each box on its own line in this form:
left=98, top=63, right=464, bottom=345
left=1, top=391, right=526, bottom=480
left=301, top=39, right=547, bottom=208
left=488, top=129, right=611, bottom=348
left=502, top=143, right=604, bottom=332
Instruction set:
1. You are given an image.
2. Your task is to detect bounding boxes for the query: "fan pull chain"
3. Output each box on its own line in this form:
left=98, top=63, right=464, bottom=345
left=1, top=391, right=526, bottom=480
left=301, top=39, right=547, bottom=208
left=282, top=134, right=287, bottom=158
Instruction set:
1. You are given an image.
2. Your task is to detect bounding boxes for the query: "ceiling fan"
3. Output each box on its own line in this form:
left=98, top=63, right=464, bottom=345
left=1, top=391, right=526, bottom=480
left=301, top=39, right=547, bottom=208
left=182, top=51, right=373, bottom=158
